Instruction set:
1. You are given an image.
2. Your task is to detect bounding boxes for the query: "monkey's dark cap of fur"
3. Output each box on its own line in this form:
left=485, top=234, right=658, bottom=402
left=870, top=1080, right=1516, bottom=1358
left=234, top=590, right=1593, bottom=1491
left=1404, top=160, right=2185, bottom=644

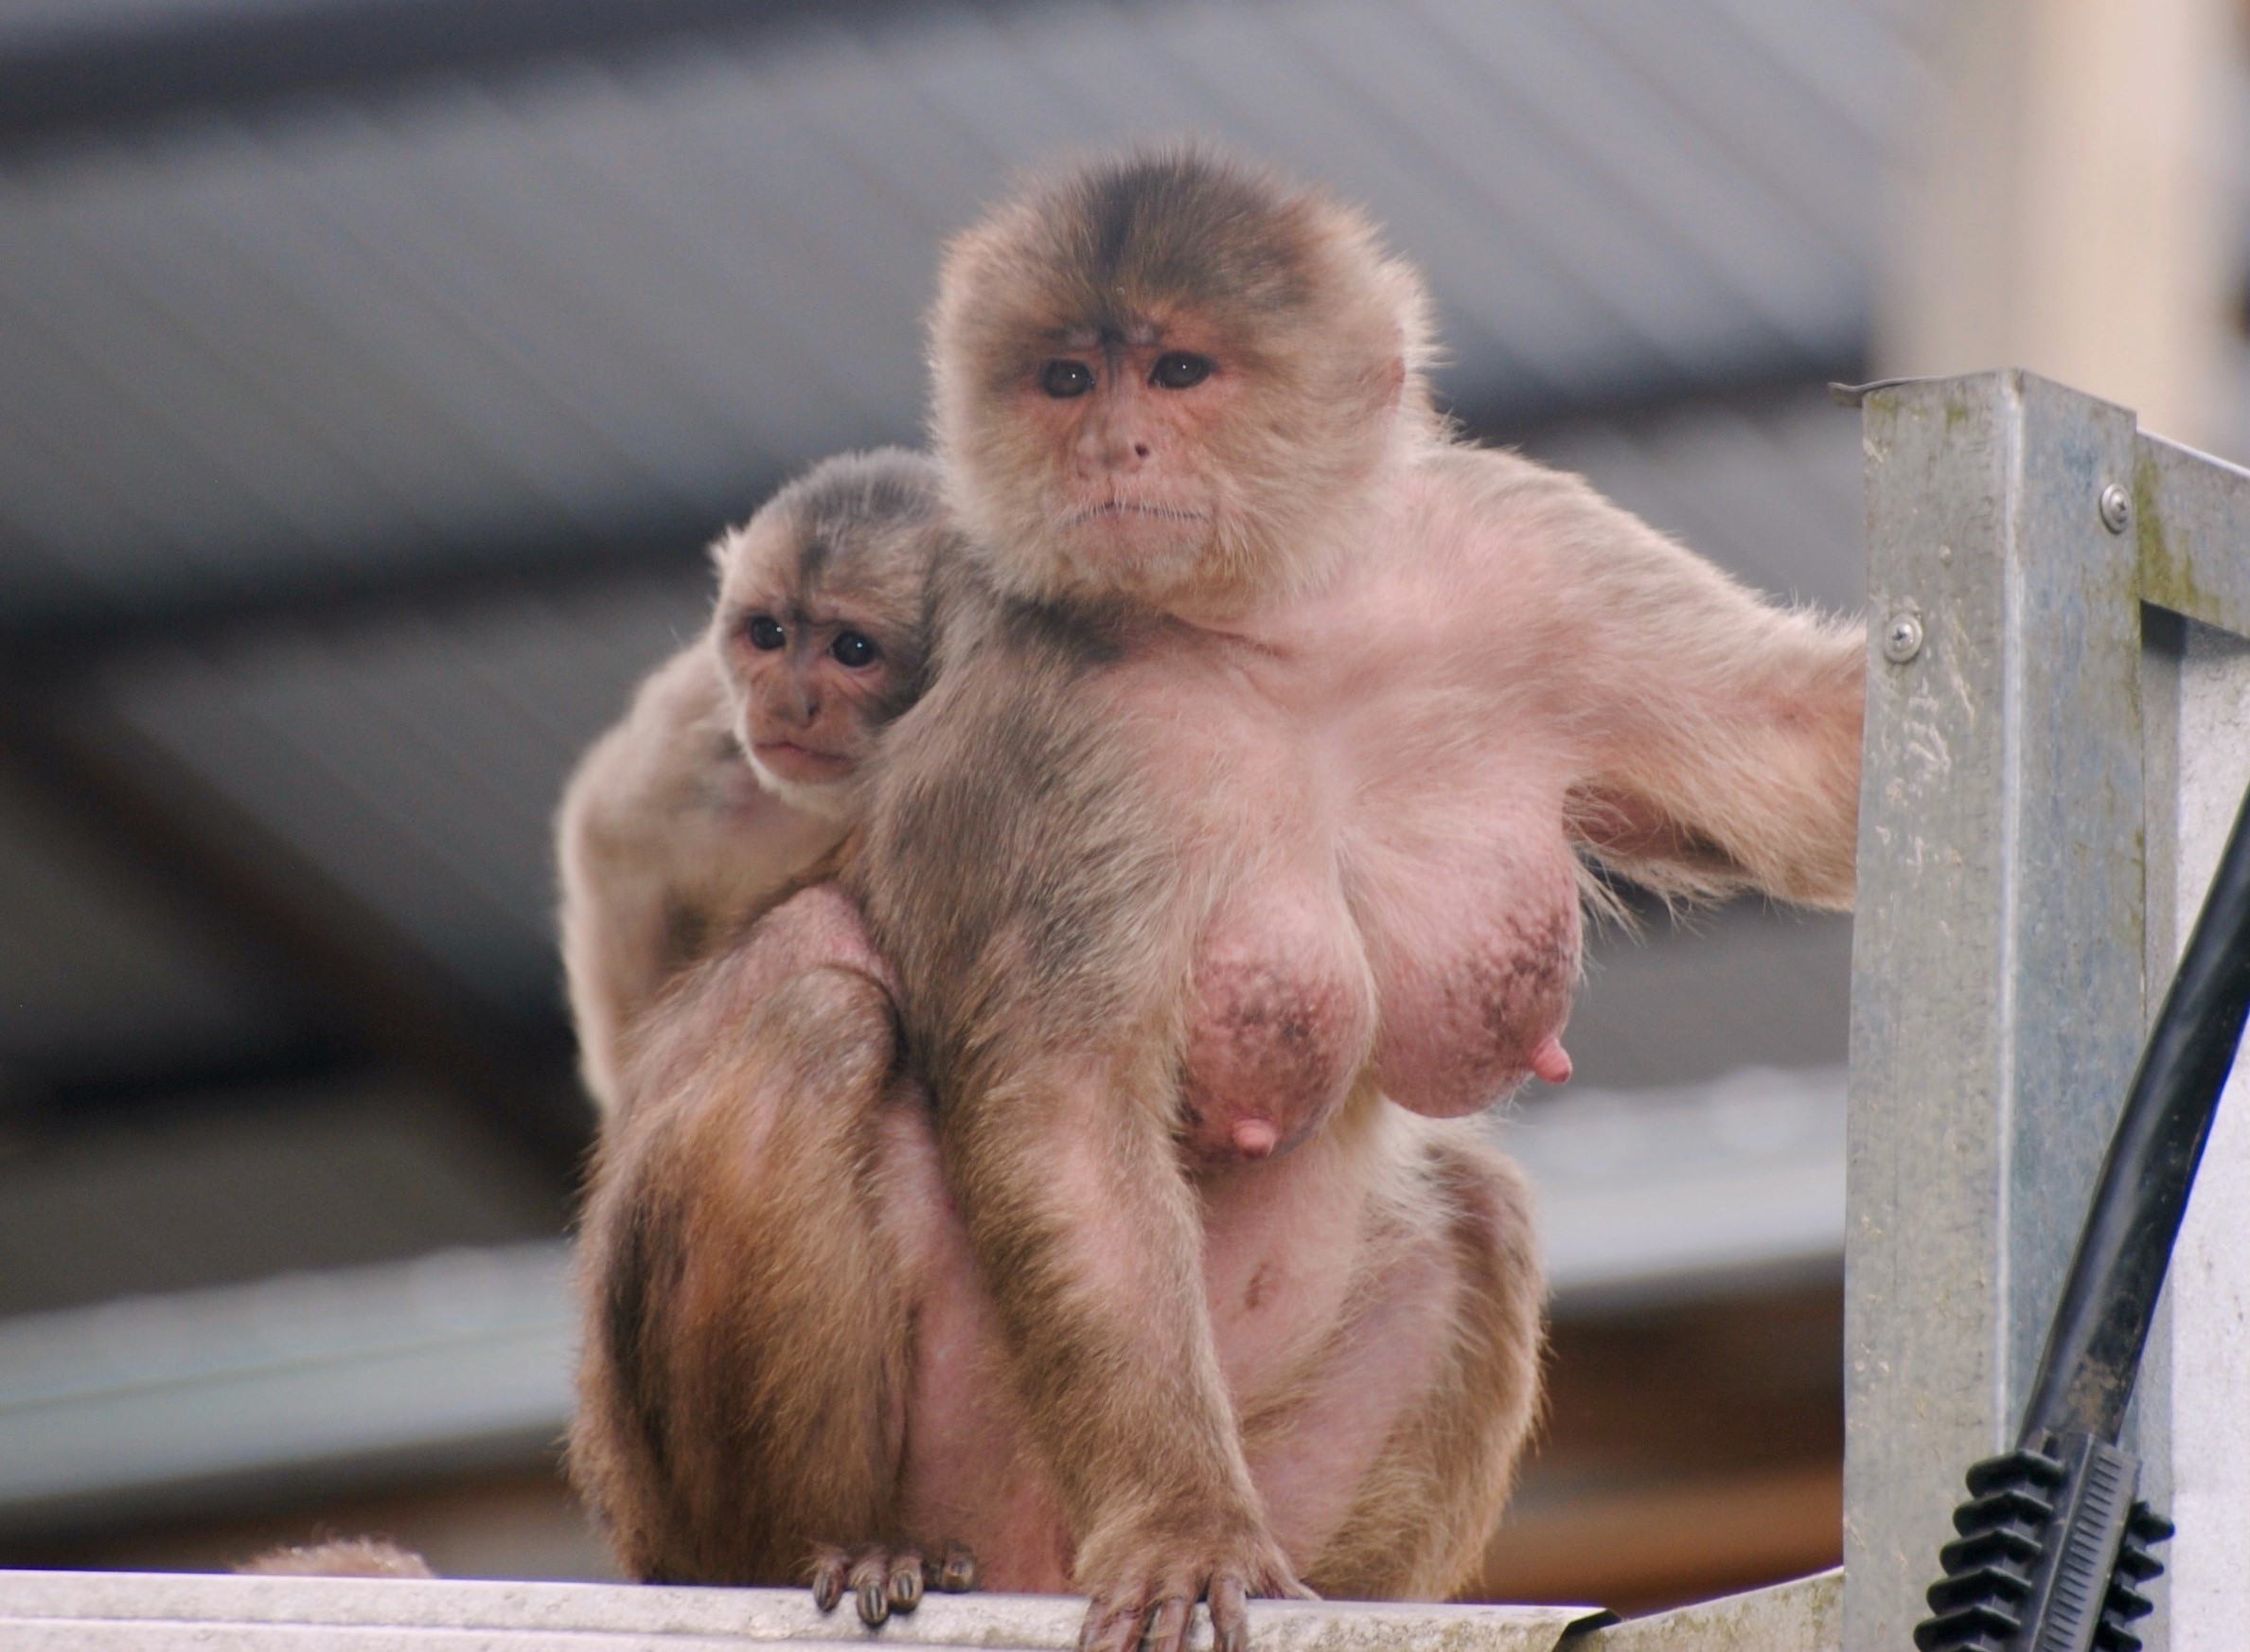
left=1036, top=148, right=1320, bottom=330
left=959, top=143, right=1410, bottom=356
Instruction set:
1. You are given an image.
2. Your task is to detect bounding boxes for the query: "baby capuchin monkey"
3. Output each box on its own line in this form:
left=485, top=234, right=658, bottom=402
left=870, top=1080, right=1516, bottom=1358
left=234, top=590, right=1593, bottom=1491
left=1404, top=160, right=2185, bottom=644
left=555, top=448, right=945, bottom=1112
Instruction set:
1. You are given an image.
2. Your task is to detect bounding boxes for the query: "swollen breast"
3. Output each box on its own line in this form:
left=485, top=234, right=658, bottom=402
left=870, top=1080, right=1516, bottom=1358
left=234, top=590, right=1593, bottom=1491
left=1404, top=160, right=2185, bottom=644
left=1179, top=898, right=1374, bottom=1165
left=1369, top=878, right=1582, bottom=1118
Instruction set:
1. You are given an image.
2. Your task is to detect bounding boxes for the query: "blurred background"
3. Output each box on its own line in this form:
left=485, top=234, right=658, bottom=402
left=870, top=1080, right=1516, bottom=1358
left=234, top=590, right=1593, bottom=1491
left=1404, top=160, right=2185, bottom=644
left=0, top=0, right=2243, bottom=1618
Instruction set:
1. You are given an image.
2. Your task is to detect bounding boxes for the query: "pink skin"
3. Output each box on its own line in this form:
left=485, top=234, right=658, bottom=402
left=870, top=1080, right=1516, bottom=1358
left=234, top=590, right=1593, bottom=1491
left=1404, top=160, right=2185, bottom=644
left=753, top=889, right=1470, bottom=1592
left=902, top=320, right=1851, bottom=1629
left=750, top=738, right=855, bottom=783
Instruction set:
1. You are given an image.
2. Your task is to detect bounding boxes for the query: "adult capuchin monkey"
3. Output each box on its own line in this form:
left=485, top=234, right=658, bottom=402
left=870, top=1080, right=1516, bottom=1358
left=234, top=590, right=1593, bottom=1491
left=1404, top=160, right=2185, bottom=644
left=555, top=448, right=945, bottom=1112
left=576, top=149, right=1863, bottom=1651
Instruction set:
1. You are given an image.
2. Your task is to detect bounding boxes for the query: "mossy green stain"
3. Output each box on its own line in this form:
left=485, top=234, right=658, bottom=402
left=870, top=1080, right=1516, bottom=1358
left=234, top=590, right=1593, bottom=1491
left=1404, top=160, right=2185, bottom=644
left=2134, top=447, right=2236, bottom=630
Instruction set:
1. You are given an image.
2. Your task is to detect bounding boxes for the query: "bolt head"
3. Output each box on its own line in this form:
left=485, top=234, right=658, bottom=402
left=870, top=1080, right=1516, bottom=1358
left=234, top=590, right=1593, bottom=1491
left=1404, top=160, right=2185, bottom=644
left=1883, top=612, right=1924, bottom=664
left=2100, top=483, right=2132, bottom=534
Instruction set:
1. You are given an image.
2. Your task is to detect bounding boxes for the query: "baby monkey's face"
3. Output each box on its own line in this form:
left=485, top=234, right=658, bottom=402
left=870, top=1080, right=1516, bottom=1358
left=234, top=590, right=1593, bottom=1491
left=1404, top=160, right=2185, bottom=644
left=713, top=512, right=926, bottom=820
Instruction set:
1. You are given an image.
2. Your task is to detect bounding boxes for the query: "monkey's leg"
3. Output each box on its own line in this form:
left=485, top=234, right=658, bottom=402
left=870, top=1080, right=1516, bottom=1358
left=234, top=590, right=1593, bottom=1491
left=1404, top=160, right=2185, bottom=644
left=572, top=915, right=923, bottom=1588
left=1257, top=1133, right=1543, bottom=1602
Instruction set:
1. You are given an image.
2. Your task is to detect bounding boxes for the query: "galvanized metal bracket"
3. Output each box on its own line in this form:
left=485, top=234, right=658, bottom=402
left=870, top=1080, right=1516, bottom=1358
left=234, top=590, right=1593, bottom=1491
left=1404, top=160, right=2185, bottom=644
left=1845, top=370, right=2250, bottom=1652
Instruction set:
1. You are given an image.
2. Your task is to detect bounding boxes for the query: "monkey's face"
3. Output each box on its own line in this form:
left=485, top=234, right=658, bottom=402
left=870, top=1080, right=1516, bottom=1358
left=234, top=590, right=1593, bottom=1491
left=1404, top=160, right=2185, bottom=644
left=1019, top=325, right=1240, bottom=599
left=714, top=527, right=922, bottom=820
left=930, top=151, right=1431, bottom=616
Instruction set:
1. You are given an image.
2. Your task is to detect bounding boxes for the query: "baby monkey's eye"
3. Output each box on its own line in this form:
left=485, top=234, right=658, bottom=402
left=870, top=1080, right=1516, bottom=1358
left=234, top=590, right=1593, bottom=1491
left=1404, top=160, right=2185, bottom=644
left=745, top=615, right=786, bottom=650
left=830, top=631, right=879, bottom=668
left=1039, top=359, right=1094, bottom=399
left=1150, top=352, right=1213, bottom=390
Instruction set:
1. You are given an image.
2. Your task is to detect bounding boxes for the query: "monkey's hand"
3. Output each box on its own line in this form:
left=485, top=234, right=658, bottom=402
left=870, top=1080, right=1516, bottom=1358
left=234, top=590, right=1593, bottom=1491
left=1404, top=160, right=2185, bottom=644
left=810, top=1541, right=978, bottom=1626
left=1072, top=1523, right=1312, bottom=1652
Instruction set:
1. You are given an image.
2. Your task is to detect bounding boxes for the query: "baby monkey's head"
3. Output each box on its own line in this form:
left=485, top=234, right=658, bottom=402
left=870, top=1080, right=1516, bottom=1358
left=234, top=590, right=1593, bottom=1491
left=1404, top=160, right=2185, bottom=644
left=711, top=449, right=949, bottom=819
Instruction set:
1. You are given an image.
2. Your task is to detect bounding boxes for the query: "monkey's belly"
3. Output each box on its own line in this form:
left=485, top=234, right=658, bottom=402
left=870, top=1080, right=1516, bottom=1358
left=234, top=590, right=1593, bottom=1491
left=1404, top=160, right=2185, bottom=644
left=1179, top=898, right=1373, bottom=1164
left=889, top=1104, right=1487, bottom=1585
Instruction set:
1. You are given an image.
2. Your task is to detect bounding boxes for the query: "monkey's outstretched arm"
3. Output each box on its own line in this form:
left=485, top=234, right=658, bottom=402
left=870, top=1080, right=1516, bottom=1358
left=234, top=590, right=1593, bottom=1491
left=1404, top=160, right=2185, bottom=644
left=1479, top=459, right=1866, bottom=908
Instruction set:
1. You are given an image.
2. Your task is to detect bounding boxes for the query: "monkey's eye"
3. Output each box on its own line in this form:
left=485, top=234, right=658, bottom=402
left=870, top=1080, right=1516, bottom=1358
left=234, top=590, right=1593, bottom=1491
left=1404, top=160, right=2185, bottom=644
left=1150, top=352, right=1214, bottom=390
left=745, top=615, right=786, bottom=650
left=1039, top=359, right=1094, bottom=399
left=830, top=631, right=879, bottom=668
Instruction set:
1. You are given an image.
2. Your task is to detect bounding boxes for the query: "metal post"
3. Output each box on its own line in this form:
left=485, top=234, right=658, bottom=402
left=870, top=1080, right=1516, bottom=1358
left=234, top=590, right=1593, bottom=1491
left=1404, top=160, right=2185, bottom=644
left=1846, top=369, right=2250, bottom=1652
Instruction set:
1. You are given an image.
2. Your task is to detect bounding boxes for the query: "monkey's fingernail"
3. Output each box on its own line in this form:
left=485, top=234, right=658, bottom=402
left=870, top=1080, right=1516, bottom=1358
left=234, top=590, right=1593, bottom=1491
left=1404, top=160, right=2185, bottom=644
left=890, top=1567, right=922, bottom=1610
left=858, top=1582, right=891, bottom=1626
left=941, top=1548, right=977, bottom=1591
left=813, top=1572, right=842, bottom=1613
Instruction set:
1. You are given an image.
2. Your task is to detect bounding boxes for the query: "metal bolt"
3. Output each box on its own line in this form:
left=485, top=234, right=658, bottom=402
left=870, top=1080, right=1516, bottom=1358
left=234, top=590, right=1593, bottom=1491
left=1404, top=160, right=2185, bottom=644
left=1883, top=612, right=1924, bottom=664
left=2099, top=483, right=2131, bottom=534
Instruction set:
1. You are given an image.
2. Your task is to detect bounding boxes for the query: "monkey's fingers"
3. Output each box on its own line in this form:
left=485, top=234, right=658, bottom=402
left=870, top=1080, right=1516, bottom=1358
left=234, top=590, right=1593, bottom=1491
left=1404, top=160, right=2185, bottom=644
left=1208, top=1578, right=1249, bottom=1652
left=831, top=1546, right=931, bottom=1625
left=925, top=1540, right=978, bottom=1593
left=847, top=1551, right=894, bottom=1626
left=1142, top=1595, right=1194, bottom=1652
left=1075, top=1592, right=1149, bottom=1652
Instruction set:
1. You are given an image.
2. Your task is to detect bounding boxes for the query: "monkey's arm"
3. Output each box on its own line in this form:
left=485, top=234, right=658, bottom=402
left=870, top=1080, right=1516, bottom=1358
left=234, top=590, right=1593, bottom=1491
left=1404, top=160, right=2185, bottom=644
left=1478, top=454, right=1865, bottom=909
left=558, top=644, right=833, bottom=1112
left=858, top=673, right=1300, bottom=1652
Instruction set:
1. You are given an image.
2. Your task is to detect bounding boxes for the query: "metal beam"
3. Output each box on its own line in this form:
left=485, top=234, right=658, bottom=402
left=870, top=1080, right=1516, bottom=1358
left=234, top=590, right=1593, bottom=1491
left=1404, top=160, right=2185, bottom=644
left=0, top=689, right=587, bottom=1187
left=0, top=508, right=717, bottom=672
left=1845, top=371, right=2150, bottom=1649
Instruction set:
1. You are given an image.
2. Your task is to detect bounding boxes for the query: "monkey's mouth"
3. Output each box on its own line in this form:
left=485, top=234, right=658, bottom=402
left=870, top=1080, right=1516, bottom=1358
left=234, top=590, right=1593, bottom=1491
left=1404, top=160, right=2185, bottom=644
left=750, top=739, right=854, bottom=782
left=1064, top=500, right=1210, bottom=528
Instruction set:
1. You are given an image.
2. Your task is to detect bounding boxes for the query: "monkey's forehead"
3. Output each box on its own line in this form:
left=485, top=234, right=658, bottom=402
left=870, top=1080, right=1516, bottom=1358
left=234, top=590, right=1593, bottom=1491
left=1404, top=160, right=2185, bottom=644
left=1055, top=319, right=1160, bottom=351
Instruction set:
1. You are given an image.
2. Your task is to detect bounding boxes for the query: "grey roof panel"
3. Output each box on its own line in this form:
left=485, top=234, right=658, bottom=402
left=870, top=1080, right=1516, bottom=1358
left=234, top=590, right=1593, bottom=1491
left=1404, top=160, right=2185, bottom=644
left=0, top=766, right=290, bottom=1077
left=98, top=573, right=707, bottom=1000
left=0, top=0, right=1925, bottom=616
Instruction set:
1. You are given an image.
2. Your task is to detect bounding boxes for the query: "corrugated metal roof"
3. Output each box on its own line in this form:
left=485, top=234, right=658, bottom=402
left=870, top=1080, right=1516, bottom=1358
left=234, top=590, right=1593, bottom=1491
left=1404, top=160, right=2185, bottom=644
left=96, top=574, right=709, bottom=1004
left=0, top=0, right=1924, bottom=629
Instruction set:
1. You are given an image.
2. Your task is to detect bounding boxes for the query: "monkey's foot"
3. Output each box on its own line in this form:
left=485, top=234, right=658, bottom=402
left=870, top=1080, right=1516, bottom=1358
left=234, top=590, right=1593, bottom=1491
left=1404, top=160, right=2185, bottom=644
left=809, top=1541, right=977, bottom=1626
left=1073, top=1533, right=1312, bottom=1652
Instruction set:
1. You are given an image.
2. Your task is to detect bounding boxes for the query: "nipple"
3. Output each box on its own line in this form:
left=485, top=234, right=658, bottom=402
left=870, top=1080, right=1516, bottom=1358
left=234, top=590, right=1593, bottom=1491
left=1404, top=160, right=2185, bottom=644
left=1231, top=1120, right=1281, bottom=1160
left=1530, top=1035, right=1573, bottom=1085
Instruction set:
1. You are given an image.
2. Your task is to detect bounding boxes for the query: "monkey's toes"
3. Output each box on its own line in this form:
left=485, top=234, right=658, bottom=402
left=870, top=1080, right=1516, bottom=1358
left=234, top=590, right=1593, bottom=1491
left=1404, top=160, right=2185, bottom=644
left=808, top=1542, right=976, bottom=1625
left=932, top=1540, right=978, bottom=1593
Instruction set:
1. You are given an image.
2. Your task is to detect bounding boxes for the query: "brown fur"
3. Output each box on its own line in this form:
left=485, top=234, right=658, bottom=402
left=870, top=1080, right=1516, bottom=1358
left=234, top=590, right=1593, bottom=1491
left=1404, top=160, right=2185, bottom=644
left=556, top=448, right=949, bottom=1112
left=572, top=932, right=912, bottom=1581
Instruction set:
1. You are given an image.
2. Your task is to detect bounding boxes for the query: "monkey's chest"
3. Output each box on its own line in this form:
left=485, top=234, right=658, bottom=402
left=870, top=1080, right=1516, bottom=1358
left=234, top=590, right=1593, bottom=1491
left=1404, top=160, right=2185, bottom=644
left=1180, top=830, right=1582, bottom=1156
